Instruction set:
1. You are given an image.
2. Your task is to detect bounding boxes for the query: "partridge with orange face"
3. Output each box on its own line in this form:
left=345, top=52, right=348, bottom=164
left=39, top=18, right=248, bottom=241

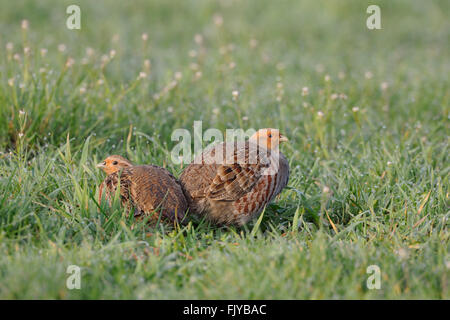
left=97, top=155, right=187, bottom=223
left=180, top=128, right=289, bottom=226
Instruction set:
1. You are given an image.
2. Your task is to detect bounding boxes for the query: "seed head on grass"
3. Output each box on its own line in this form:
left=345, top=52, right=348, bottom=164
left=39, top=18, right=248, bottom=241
left=232, top=90, right=239, bottom=101
left=174, top=72, right=182, bottom=80
left=57, top=44, right=66, bottom=52
left=194, top=34, right=203, bottom=45
left=138, top=71, right=147, bottom=80
left=213, top=14, right=223, bottom=27
left=194, top=71, right=202, bottom=80
left=86, top=47, right=95, bottom=56
left=21, top=19, right=29, bottom=30
left=101, top=54, right=109, bottom=64
left=65, top=58, right=75, bottom=68
left=302, top=87, right=309, bottom=96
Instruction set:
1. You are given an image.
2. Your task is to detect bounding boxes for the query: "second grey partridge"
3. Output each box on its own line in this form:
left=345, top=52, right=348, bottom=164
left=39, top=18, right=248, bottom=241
left=180, top=128, right=290, bottom=226
left=97, top=155, right=187, bottom=223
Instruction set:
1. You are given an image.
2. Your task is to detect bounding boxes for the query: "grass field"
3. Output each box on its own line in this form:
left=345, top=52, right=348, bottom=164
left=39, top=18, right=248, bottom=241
left=0, top=0, right=448, bottom=299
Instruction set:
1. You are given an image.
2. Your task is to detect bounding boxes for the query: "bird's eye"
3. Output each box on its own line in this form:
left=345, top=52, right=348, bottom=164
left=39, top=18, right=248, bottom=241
left=112, top=161, right=118, bottom=165
left=268, top=134, right=272, bottom=138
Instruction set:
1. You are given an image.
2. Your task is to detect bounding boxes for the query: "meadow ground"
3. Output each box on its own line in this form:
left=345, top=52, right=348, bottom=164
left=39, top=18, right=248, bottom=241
left=0, top=0, right=448, bottom=299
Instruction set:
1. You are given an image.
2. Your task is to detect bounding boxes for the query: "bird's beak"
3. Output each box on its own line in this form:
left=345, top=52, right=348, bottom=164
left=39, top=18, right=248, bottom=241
left=279, top=134, right=289, bottom=142
left=96, top=162, right=105, bottom=169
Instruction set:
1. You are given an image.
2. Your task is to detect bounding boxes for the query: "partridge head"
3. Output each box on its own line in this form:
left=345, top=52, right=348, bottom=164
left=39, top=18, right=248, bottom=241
left=97, top=155, right=132, bottom=175
left=249, top=128, right=288, bottom=150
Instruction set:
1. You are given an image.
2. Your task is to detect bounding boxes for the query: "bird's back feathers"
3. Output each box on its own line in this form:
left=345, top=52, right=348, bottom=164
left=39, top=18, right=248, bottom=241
left=99, top=165, right=187, bottom=223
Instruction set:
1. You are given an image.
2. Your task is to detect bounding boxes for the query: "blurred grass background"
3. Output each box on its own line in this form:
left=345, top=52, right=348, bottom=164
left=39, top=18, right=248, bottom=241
left=0, top=0, right=448, bottom=299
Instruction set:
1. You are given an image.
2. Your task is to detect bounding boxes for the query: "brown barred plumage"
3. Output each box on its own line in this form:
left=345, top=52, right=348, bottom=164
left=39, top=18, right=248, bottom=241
left=97, top=155, right=187, bottom=223
left=180, top=129, right=289, bottom=226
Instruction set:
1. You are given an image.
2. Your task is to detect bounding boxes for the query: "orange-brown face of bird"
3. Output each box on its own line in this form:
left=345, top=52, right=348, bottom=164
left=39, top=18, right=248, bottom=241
left=249, top=128, right=288, bottom=150
left=97, top=155, right=133, bottom=175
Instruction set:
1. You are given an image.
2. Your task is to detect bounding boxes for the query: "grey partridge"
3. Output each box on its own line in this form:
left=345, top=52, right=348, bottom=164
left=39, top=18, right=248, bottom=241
left=180, top=128, right=289, bottom=226
left=97, top=155, right=187, bottom=223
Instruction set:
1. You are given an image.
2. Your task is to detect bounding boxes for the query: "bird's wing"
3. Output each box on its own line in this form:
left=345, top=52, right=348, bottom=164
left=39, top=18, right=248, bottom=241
left=188, top=141, right=270, bottom=201
left=124, top=166, right=187, bottom=222
left=207, top=144, right=270, bottom=200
